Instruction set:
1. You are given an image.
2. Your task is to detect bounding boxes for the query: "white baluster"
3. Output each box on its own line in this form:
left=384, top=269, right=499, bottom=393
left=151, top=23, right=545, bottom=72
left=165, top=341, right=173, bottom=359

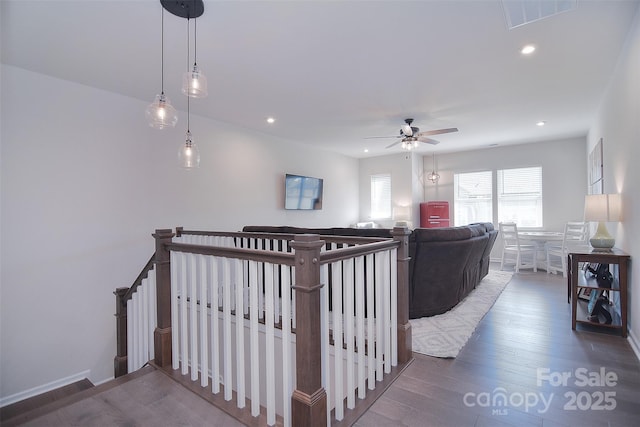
left=319, top=262, right=331, bottom=425
left=355, top=255, right=366, bottom=399
left=332, top=260, right=344, bottom=421
left=179, top=253, right=189, bottom=376
left=234, top=258, right=246, bottom=409
left=148, top=269, right=156, bottom=360
left=199, top=254, right=208, bottom=387
left=390, top=249, right=398, bottom=366
left=281, top=265, right=293, bottom=427
left=382, top=250, right=391, bottom=374
left=223, top=257, right=233, bottom=401
left=366, top=253, right=375, bottom=390
left=127, top=300, right=133, bottom=373
left=209, top=255, right=220, bottom=394
left=141, top=278, right=149, bottom=367
left=249, top=260, right=260, bottom=417
left=189, top=254, right=199, bottom=382
left=344, top=258, right=356, bottom=409
left=265, top=262, right=276, bottom=426
left=375, top=252, right=383, bottom=381
left=171, top=251, right=179, bottom=370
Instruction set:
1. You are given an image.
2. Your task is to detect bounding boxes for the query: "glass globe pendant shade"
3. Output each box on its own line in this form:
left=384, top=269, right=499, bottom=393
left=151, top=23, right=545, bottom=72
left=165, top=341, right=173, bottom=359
left=427, top=171, right=440, bottom=183
left=182, top=64, right=208, bottom=98
left=146, top=93, right=178, bottom=129
left=179, top=131, right=200, bottom=169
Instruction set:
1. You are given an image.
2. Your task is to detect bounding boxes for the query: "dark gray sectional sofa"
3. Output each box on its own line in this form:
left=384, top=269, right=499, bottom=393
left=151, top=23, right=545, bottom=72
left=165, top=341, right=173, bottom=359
left=242, top=223, right=497, bottom=319
left=408, top=223, right=497, bottom=318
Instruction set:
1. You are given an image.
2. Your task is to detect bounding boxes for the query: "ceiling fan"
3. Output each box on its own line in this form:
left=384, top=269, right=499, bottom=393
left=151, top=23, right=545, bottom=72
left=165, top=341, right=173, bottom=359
left=366, top=118, right=458, bottom=149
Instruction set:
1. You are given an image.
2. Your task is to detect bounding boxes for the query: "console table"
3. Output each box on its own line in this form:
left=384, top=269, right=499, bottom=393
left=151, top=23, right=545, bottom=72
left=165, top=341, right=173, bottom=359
left=568, top=248, right=630, bottom=337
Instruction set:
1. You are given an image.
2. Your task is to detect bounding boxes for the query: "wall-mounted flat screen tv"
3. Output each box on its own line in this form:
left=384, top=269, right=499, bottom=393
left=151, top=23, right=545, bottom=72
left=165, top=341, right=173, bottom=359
left=285, top=173, right=323, bottom=210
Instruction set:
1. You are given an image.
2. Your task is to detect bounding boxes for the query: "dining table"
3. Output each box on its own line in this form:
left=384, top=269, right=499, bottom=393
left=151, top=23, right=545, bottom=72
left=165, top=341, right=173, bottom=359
left=518, top=230, right=564, bottom=271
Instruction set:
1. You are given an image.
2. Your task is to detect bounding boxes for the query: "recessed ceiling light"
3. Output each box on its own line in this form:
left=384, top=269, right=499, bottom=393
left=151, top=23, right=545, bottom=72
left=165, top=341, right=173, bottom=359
left=537, top=121, right=546, bottom=126
left=364, top=148, right=369, bottom=153
left=521, top=44, right=536, bottom=55
left=266, top=117, right=275, bottom=124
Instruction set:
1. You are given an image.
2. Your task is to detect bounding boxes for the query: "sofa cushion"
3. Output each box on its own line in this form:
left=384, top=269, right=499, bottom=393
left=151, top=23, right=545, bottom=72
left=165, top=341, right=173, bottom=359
left=411, top=225, right=477, bottom=242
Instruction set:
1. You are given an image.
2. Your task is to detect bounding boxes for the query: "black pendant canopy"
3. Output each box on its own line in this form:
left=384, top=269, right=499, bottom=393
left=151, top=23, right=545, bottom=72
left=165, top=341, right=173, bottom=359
left=161, top=0, right=204, bottom=19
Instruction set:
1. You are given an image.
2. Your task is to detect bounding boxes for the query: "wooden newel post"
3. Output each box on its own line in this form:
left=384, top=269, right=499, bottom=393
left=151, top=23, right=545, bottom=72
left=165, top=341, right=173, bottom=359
left=153, top=228, right=175, bottom=368
left=114, top=287, right=129, bottom=378
left=290, top=234, right=327, bottom=427
left=391, top=226, right=412, bottom=363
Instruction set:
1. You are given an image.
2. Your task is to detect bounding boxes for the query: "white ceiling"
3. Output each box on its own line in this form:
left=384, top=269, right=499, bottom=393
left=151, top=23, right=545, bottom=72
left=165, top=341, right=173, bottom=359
left=2, top=0, right=638, bottom=158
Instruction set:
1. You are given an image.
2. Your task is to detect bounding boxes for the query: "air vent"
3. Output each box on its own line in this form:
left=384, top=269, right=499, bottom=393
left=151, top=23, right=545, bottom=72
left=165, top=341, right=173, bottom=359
left=502, top=0, right=577, bottom=29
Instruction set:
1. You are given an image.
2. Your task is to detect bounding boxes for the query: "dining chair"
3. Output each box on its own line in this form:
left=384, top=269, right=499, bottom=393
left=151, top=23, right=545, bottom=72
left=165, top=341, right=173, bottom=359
left=546, top=221, right=589, bottom=278
left=499, top=222, right=538, bottom=273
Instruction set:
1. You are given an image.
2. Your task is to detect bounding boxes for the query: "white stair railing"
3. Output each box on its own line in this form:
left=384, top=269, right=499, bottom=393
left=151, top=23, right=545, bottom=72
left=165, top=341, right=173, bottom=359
left=124, top=269, right=157, bottom=373
left=119, top=228, right=408, bottom=426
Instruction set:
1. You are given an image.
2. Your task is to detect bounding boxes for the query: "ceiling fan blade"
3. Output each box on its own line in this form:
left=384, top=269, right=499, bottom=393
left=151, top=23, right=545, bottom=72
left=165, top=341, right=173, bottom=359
left=385, top=140, right=403, bottom=149
left=417, top=127, right=458, bottom=137
left=401, top=124, right=413, bottom=136
left=417, top=136, right=440, bottom=145
left=364, top=135, right=400, bottom=139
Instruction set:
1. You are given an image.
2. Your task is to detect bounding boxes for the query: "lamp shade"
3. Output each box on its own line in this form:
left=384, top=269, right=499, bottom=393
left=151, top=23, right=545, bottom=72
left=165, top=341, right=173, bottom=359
left=584, top=194, right=622, bottom=222
left=584, top=193, right=621, bottom=250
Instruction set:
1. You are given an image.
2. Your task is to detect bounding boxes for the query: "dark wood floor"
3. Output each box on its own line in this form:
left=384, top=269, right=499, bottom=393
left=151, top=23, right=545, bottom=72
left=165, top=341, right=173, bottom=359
left=5, top=268, right=640, bottom=426
left=356, top=269, right=640, bottom=427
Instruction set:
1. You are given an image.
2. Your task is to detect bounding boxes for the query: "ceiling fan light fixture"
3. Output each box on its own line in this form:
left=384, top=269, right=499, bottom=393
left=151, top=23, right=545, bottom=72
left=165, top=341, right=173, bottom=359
left=401, top=137, right=418, bottom=151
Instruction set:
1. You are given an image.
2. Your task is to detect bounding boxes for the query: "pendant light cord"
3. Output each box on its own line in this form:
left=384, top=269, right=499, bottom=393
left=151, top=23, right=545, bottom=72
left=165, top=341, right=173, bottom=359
left=186, top=18, right=190, bottom=133
left=161, top=8, right=164, bottom=95
left=194, top=18, right=198, bottom=66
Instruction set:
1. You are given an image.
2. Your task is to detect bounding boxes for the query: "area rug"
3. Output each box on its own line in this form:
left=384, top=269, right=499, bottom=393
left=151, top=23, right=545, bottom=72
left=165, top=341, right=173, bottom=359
left=409, top=270, right=513, bottom=358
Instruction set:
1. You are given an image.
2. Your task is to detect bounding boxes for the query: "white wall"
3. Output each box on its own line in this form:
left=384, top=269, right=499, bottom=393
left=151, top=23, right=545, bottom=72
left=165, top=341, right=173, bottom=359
left=0, top=65, right=359, bottom=401
left=423, top=138, right=588, bottom=257
left=358, top=152, right=420, bottom=228
left=588, top=8, right=640, bottom=353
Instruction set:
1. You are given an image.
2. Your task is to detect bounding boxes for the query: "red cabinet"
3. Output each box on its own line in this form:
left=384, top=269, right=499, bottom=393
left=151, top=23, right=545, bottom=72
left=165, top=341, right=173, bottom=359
left=420, top=201, right=450, bottom=228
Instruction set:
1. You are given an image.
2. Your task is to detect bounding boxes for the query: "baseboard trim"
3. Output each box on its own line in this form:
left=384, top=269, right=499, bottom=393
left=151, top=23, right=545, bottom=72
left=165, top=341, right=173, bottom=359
left=627, top=328, right=640, bottom=362
left=0, top=370, right=90, bottom=408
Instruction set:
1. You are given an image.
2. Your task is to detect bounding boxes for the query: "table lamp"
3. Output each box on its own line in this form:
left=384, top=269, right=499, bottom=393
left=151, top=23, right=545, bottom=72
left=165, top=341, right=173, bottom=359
left=584, top=193, right=622, bottom=250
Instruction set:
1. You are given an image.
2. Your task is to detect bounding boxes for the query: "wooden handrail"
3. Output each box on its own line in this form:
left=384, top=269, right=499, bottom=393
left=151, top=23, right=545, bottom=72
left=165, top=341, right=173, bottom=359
left=122, top=253, right=156, bottom=302
left=177, top=227, right=391, bottom=245
left=164, top=242, right=296, bottom=266
left=319, top=239, right=399, bottom=264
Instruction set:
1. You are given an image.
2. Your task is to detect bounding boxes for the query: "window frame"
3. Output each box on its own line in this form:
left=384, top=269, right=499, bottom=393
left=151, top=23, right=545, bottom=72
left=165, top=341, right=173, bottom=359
left=370, top=173, right=392, bottom=220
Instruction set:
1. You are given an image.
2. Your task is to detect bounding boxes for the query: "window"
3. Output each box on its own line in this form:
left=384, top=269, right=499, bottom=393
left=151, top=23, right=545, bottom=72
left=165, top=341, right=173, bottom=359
left=497, top=166, right=543, bottom=227
left=370, top=174, right=391, bottom=219
left=454, top=171, right=493, bottom=226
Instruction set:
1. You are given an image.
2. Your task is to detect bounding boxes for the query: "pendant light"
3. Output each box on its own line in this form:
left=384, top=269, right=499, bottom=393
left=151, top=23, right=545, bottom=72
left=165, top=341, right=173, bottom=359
left=426, top=153, right=440, bottom=183
left=179, top=17, right=200, bottom=169
left=145, top=8, right=178, bottom=129
left=182, top=17, right=208, bottom=98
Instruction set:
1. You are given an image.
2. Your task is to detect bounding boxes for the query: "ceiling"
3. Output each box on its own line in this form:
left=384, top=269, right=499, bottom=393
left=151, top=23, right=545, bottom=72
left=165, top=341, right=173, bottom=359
left=2, top=0, right=638, bottom=158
